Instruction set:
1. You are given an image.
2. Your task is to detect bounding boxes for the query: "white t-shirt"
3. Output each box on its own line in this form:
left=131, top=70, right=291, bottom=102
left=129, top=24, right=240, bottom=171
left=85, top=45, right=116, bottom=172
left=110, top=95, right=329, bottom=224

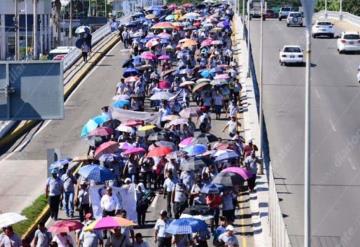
left=218, top=233, right=239, bottom=247
left=226, top=120, right=237, bottom=134
left=52, top=234, right=74, bottom=247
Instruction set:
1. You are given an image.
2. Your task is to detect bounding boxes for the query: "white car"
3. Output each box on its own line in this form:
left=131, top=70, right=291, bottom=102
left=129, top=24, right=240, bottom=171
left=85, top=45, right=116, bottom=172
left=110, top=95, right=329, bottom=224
left=286, top=12, right=303, bottom=27
left=279, top=45, right=304, bottom=66
left=337, top=32, right=360, bottom=53
left=312, top=20, right=335, bottom=38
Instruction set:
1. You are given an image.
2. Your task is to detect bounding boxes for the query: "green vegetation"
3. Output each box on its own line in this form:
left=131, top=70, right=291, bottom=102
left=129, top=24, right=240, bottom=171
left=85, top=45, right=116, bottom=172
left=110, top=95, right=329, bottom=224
left=12, top=195, right=48, bottom=237
left=315, top=0, right=360, bottom=16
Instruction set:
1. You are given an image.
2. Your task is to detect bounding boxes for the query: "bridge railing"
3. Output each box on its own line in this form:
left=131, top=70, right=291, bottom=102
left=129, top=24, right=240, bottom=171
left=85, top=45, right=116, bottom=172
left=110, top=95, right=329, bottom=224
left=315, top=10, right=360, bottom=27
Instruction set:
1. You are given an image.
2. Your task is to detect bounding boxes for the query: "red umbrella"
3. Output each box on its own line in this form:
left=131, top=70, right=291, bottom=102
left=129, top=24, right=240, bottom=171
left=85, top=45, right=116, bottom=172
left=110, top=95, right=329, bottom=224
left=152, top=22, right=175, bottom=30
left=88, top=127, right=113, bottom=137
left=48, top=220, right=83, bottom=234
left=125, top=119, right=144, bottom=127
left=159, top=80, right=171, bottom=89
left=94, top=141, right=119, bottom=159
left=147, top=146, right=172, bottom=157
left=123, top=147, right=146, bottom=155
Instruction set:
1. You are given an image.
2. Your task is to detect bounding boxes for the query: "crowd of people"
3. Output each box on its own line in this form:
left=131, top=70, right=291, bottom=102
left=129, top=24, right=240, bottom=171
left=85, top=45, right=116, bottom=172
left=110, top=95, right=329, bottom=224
left=0, top=2, right=263, bottom=247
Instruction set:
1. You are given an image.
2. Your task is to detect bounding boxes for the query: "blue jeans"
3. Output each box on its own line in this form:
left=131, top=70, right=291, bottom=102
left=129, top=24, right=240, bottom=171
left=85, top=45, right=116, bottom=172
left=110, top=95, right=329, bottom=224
left=63, top=191, right=74, bottom=216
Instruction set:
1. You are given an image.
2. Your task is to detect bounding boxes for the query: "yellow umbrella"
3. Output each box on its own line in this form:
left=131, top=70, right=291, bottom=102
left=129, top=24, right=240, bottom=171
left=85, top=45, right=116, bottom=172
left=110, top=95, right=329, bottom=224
left=181, top=39, right=198, bottom=48
left=138, top=125, right=156, bottom=131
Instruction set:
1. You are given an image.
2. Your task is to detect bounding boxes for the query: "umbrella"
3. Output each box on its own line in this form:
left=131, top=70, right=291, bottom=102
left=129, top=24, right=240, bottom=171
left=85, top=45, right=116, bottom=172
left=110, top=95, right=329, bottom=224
left=158, top=32, right=171, bottom=39
left=165, top=15, right=175, bottom=21
left=179, top=81, right=195, bottom=87
left=0, top=213, right=27, bottom=228
left=200, top=69, right=213, bottom=78
left=184, top=144, right=207, bottom=156
left=145, top=14, right=156, bottom=19
left=75, top=25, right=90, bottom=34
left=166, top=218, right=208, bottom=235
left=158, top=54, right=170, bottom=60
left=146, top=38, right=160, bottom=48
left=222, top=167, right=254, bottom=180
left=80, top=115, right=109, bottom=137
left=113, top=94, right=130, bottom=101
left=180, top=158, right=206, bottom=171
left=155, top=141, right=176, bottom=150
left=214, top=150, right=239, bottom=162
left=211, top=79, right=227, bottom=86
left=78, top=164, right=115, bottom=182
left=159, top=80, right=171, bottom=89
left=182, top=205, right=212, bottom=216
left=148, top=131, right=168, bottom=141
left=152, top=22, right=175, bottom=30
left=88, top=127, right=113, bottom=137
left=179, top=137, right=194, bottom=148
left=212, top=171, right=244, bottom=187
left=98, top=153, right=119, bottom=163
left=179, top=107, right=200, bottom=118
left=214, top=73, right=229, bottom=80
left=85, top=216, right=136, bottom=231
left=112, top=100, right=130, bottom=109
left=196, top=78, right=211, bottom=83
left=182, top=3, right=193, bottom=8
left=147, top=146, right=172, bottom=157
left=200, top=183, right=221, bottom=194
left=180, top=214, right=213, bottom=221
left=138, top=125, right=156, bottom=132
left=49, top=159, right=72, bottom=172
left=150, top=92, right=174, bottom=101
left=162, top=115, right=179, bottom=122
left=116, top=124, right=133, bottom=133
left=49, top=220, right=83, bottom=234
left=141, top=51, right=157, bottom=60
left=94, top=141, right=119, bottom=159
left=180, top=39, right=197, bottom=48
left=125, top=119, right=144, bottom=127
left=119, top=142, right=134, bottom=150
left=210, top=27, right=223, bottom=33
left=123, top=147, right=146, bottom=155
left=181, top=12, right=201, bottom=20
left=123, top=68, right=139, bottom=77
left=124, top=76, right=139, bottom=84
left=168, top=118, right=188, bottom=126
left=193, top=82, right=210, bottom=93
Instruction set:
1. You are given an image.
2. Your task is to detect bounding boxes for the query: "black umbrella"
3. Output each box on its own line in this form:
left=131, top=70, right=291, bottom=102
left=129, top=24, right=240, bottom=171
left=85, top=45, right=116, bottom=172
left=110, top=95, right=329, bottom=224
left=102, top=119, right=121, bottom=129
left=212, top=171, right=244, bottom=187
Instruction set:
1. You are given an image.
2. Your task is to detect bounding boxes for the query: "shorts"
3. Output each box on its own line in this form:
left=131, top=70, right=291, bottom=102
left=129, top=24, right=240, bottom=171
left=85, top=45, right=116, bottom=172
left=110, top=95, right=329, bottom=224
left=215, top=105, right=222, bottom=114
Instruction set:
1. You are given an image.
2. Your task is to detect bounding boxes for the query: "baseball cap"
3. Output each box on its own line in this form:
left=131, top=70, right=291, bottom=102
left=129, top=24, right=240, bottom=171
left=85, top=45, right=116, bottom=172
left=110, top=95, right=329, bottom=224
left=226, top=225, right=235, bottom=231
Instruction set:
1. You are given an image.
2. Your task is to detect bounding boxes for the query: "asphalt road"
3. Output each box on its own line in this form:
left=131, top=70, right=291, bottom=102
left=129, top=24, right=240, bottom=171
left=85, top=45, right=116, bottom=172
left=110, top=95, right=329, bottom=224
left=250, top=19, right=360, bottom=246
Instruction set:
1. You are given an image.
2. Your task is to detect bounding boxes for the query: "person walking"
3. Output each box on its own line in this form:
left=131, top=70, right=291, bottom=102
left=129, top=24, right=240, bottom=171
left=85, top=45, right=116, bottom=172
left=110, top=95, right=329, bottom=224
left=81, top=42, right=90, bottom=62
left=217, top=225, right=239, bottom=247
left=61, top=169, right=77, bottom=218
left=163, top=170, right=177, bottom=218
left=222, top=116, right=241, bottom=138
left=33, top=222, right=52, bottom=247
left=244, top=152, right=261, bottom=192
left=172, top=181, right=189, bottom=219
left=46, top=170, right=63, bottom=221
left=100, top=187, right=120, bottom=216
left=0, top=226, right=21, bottom=247
left=76, top=181, right=91, bottom=222
left=154, top=210, right=172, bottom=247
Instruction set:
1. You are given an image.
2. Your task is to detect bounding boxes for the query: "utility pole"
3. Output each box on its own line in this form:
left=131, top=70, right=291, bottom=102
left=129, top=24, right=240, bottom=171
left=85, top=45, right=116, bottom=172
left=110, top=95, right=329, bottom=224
left=242, top=0, right=245, bottom=39
left=25, top=0, right=28, bottom=59
left=69, top=0, right=72, bottom=45
left=246, top=0, right=252, bottom=78
left=33, top=0, right=37, bottom=59
left=15, top=0, right=20, bottom=60
left=105, top=0, right=107, bottom=18
left=259, top=0, right=264, bottom=175
left=324, top=0, right=328, bottom=18
left=339, top=0, right=343, bottom=20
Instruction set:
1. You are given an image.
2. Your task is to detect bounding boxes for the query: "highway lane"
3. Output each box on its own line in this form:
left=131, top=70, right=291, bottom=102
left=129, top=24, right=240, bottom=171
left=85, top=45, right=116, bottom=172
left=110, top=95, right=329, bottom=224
left=0, top=41, right=130, bottom=213
left=250, top=19, right=360, bottom=246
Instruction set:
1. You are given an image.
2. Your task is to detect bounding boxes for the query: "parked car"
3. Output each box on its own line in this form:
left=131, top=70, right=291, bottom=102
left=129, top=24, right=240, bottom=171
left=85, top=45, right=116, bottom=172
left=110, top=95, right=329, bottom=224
left=337, top=32, right=360, bottom=54
left=312, top=20, right=335, bottom=38
left=286, top=12, right=303, bottom=27
left=265, top=9, right=278, bottom=18
left=278, top=7, right=291, bottom=21
left=279, top=45, right=304, bottom=66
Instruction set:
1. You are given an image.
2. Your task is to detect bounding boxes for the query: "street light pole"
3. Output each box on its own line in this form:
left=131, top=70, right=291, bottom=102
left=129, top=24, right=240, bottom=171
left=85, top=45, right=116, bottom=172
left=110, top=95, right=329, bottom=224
left=15, top=0, right=20, bottom=60
left=246, top=0, right=252, bottom=78
left=242, top=0, right=245, bottom=39
left=33, top=0, right=37, bottom=59
left=258, top=0, right=264, bottom=174
left=339, top=0, right=343, bottom=20
left=69, top=0, right=72, bottom=45
left=25, top=0, right=28, bottom=60
left=324, top=0, right=328, bottom=18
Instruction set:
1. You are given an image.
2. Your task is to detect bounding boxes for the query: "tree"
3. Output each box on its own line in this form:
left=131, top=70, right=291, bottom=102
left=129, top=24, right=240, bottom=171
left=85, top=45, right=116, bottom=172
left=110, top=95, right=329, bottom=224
left=315, top=0, right=360, bottom=15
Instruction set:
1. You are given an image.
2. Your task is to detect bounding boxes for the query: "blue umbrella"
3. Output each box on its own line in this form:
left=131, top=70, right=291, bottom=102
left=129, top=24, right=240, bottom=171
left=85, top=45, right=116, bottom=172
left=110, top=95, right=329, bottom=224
left=98, top=153, right=120, bottom=163
left=184, top=144, right=207, bottom=156
left=49, top=158, right=72, bottom=172
left=81, top=115, right=110, bottom=137
left=78, top=164, right=115, bottom=182
left=166, top=218, right=208, bottom=235
left=112, top=100, right=130, bottom=108
left=160, top=38, right=170, bottom=44
left=215, top=150, right=239, bottom=162
left=200, top=70, right=211, bottom=78
left=200, top=183, right=222, bottom=194
left=123, top=67, right=139, bottom=77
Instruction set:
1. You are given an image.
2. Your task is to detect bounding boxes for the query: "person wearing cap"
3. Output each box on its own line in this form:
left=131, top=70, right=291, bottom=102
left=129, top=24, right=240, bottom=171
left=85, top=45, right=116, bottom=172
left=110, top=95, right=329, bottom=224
left=154, top=210, right=171, bottom=247
left=76, top=181, right=91, bottom=222
left=100, top=187, right=120, bottom=217
left=46, top=170, right=64, bottom=221
left=218, top=225, right=239, bottom=247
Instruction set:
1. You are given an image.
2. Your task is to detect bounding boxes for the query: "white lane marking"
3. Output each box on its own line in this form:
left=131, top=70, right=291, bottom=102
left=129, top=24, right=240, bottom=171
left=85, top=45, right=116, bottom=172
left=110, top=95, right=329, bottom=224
left=348, top=157, right=357, bottom=170
left=315, top=88, right=321, bottom=99
left=150, top=194, right=159, bottom=208
left=329, top=119, right=337, bottom=132
left=0, top=42, right=122, bottom=163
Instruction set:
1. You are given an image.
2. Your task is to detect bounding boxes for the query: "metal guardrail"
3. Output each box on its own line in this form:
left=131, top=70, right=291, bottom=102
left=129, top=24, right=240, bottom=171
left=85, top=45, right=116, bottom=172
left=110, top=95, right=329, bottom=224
left=268, top=164, right=292, bottom=247
left=316, top=10, right=360, bottom=27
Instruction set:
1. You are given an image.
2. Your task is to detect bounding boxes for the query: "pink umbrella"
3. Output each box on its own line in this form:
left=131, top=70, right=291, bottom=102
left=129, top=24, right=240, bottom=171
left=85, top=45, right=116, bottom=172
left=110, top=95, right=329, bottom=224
left=222, top=167, right=254, bottom=180
left=88, top=127, right=113, bottom=137
left=179, top=137, right=193, bottom=148
left=201, top=38, right=213, bottom=47
left=214, top=73, right=230, bottom=80
left=141, top=52, right=157, bottom=60
left=158, top=32, right=171, bottom=39
left=119, top=142, right=134, bottom=150
left=159, top=80, right=171, bottom=89
left=125, top=119, right=144, bottom=127
left=123, top=147, right=146, bottom=155
left=158, top=54, right=170, bottom=60
left=146, top=38, right=160, bottom=48
left=49, top=220, right=83, bottom=234
left=94, top=141, right=119, bottom=159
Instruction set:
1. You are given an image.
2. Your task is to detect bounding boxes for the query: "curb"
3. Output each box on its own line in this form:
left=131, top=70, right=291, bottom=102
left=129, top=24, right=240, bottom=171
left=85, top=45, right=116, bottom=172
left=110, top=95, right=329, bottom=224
left=0, top=34, right=120, bottom=150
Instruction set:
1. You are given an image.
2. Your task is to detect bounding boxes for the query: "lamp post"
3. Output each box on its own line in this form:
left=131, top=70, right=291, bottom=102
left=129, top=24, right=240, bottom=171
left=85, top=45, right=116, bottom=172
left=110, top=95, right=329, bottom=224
left=69, top=0, right=72, bottom=45
left=258, top=0, right=264, bottom=174
left=25, top=0, right=28, bottom=60
left=32, top=0, right=37, bottom=59
left=324, top=0, right=328, bottom=18
left=246, top=0, right=252, bottom=78
left=242, top=0, right=245, bottom=39
left=339, top=0, right=343, bottom=20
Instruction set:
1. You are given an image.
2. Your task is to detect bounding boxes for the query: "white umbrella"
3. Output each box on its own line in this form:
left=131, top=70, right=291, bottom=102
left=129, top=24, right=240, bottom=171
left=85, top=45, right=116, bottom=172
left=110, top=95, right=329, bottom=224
left=75, top=25, right=91, bottom=34
left=149, top=92, right=175, bottom=101
left=116, top=124, right=133, bottom=133
left=180, top=214, right=213, bottom=221
left=0, top=213, right=27, bottom=228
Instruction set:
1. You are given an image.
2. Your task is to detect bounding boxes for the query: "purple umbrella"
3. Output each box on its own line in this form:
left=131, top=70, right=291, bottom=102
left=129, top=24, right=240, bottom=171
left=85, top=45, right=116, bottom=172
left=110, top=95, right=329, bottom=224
left=222, top=167, right=254, bottom=180
left=158, top=54, right=170, bottom=60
